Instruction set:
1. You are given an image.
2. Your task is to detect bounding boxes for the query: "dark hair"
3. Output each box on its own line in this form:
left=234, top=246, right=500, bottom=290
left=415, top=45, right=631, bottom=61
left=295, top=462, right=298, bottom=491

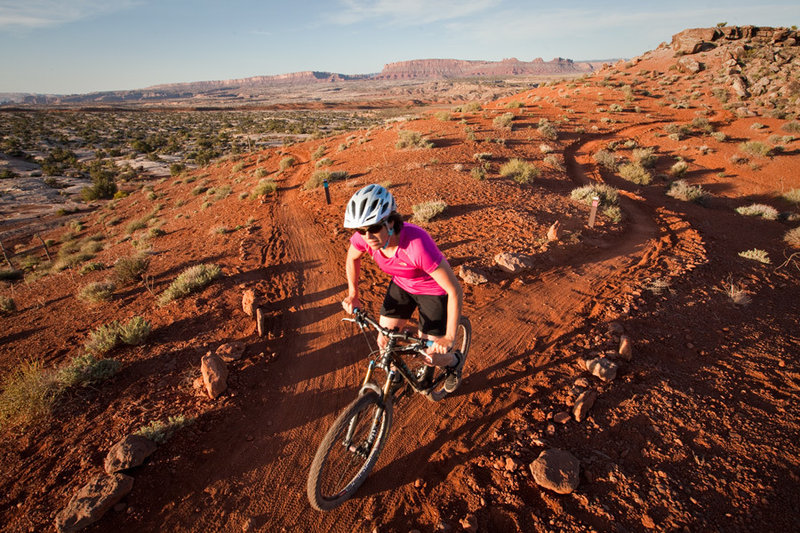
left=386, top=211, right=404, bottom=234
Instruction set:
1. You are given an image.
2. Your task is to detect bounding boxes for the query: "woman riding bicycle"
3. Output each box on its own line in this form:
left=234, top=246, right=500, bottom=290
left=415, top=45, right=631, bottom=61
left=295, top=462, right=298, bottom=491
left=341, top=184, right=464, bottom=392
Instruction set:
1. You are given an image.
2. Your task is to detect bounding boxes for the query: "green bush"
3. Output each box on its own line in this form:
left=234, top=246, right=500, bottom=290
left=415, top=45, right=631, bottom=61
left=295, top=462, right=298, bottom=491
left=114, top=254, right=150, bottom=285
left=250, top=178, right=277, bottom=198
left=618, top=163, right=652, bottom=185
left=304, top=170, right=348, bottom=190
left=0, top=360, right=59, bottom=428
left=781, top=120, right=800, bottom=133
left=593, top=150, right=618, bottom=171
left=117, top=316, right=151, bottom=345
left=135, top=414, right=194, bottom=444
left=603, top=205, right=623, bottom=223
left=85, top=321, right=123, bottom=354
left=0, top=295, right=16, bottom=315
left=78, top=280, right=116, bottom=304
left=537, top=119, right=558, bottom=140
left=279, top=156, right=295, bottom=171
left=158, top=264, right=222, bottom=306
left=632, top=148, right=657, bottom=168
left=493, top=113, right=514, bottom=129
left=412, top=200, right=447, bottom=223
left=735, top=204, right=779, bottom=220
left=396, top=130, right=433, bottom=149
left=470, top=166, right=487, bottom=181
left=571, top=183, right=619, bottom=207
left=499, top=158, right=540, bottom=184
left=57, top=354, right=120, bottom=388
left=739, top=141, right=772, bottom=157
left=667, top=180, right=709, bottom=204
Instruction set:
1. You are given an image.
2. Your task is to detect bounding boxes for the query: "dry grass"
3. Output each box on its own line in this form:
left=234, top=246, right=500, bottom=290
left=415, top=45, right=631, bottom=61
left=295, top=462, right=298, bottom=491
left=784, top=227, right=800, bottom=249
left=77, top=280, right=116, bottom=304
left=735, top=204, right=779, bottom=220
left=412, top=200, right=447, bottom=223
left=499, top=158, right=540, bottom=184
left=158, top=264, right=222, bottom=306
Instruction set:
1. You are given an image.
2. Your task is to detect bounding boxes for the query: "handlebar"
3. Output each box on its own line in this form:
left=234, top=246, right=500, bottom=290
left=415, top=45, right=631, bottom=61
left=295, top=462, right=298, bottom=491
left=344, top=308, right=433, bottom=350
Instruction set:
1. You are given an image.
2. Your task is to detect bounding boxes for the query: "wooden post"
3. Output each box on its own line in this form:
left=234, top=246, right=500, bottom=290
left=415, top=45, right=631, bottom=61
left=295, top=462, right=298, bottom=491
left=0, top=240, right=13, bottom=269
left=588, top=196, right=599, bottom=228
left=35, top=234, right=52, bottom=262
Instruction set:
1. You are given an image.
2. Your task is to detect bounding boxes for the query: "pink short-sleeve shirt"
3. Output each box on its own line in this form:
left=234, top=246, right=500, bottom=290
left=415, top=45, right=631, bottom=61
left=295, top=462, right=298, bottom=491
left=350, top=223, right=446, bottom=295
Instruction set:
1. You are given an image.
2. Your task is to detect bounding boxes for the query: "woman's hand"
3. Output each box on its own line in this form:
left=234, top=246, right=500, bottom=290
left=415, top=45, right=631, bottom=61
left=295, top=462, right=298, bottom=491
left=423, top=337, right=454, bottom=366
left=341, top=296, right=361, bottom=314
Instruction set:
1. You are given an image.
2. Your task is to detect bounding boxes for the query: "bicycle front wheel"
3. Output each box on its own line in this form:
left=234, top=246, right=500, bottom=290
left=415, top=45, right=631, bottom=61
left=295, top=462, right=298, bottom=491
left=307, top=391, right=393, bottom=511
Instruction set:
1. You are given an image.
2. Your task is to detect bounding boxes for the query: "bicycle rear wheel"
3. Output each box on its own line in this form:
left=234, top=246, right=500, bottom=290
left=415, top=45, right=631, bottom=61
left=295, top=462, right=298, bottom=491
left=425, top=316, right=472, bottom=401
left=307, top=391, right=393, bottom=511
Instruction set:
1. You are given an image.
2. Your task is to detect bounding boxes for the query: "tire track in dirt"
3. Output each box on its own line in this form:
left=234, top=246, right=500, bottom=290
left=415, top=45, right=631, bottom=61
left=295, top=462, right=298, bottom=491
left=117, top=130, right=706, bottom=531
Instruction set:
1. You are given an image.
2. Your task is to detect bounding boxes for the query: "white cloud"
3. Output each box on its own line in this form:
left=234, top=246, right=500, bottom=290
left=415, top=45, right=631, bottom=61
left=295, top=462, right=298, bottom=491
left=0, top=0, right=139, bottom=29
left=330, top=0, right=500, bottom=26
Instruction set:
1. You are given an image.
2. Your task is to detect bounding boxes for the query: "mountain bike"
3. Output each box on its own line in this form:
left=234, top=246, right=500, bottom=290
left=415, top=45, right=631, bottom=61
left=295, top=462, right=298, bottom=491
left=306, top=308, right=471, bottom=511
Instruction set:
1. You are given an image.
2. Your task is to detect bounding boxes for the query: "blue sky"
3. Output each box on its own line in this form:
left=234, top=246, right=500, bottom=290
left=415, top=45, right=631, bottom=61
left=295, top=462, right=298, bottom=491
left=1, top=0, right=798, bottom=94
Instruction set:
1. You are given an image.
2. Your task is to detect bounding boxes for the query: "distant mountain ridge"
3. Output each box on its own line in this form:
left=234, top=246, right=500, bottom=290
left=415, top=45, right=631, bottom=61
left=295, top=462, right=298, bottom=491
left=0, top=56, right=605, bottom=106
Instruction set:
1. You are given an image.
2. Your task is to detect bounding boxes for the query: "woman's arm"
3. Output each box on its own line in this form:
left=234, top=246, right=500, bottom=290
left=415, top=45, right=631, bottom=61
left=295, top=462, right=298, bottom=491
left=342, top=243, right=365, bottom=313
left=427, top=258, right=463, bottom=354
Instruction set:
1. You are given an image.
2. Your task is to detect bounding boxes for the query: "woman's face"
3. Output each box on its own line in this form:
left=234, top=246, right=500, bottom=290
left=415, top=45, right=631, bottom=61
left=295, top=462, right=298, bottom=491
left=359, top=223, right=388, bottom=250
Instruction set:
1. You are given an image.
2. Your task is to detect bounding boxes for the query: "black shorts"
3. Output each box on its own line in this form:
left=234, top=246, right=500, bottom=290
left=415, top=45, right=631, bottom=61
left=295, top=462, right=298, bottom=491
left=380, top=280, right=448, bottom=336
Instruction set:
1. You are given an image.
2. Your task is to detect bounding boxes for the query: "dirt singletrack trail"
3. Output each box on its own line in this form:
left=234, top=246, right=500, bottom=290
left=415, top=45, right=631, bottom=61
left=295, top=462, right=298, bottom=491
left=98, top=125, right=708, bottom=532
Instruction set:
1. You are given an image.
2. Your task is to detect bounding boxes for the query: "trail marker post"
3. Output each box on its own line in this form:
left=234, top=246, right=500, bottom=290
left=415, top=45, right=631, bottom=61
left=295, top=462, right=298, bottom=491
left=588, top=196, right=599, bottom=228
left=323, top=179, right=331, bottom=205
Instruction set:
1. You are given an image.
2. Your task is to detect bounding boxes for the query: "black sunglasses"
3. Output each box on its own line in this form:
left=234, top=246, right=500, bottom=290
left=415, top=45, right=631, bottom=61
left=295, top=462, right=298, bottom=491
left=355, top=222, right=385, bottom=235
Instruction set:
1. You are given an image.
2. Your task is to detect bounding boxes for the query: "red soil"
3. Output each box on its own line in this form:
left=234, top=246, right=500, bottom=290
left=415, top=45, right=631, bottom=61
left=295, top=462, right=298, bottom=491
left=1, top=37, right=799, bottom=532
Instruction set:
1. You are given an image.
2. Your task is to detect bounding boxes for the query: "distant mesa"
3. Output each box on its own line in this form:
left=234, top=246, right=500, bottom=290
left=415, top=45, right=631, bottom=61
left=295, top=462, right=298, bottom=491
left=0, top=56, right=604, bottom=106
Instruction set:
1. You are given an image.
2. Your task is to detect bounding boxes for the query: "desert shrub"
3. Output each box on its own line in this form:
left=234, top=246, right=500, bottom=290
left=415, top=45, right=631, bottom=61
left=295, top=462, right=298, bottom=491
left=499, top=159, right=540, bottom=184
left=711, top=131, right=727, bottom=142
left=603, top=205, right=623, bottom=223
left=254, top=168, right=268, bottom=178
left=169, top=163, right=185, bottom=176
left=671, top=160, right=689, bottom=177
left=0, top=360, right=59, bottom=428
left=453, top=102, right=482, bottom=113
left=79, top=262, right=104, bottom=275
left=135, top=414, right=194, bottom=444
left=537, top=119, right=558, bottom=140
left=750, top=122, right=766, bottom=130
left=735, top=204, right=779, bottom=220
left=315, top=157, right=333, bottom=168
left=158, top=263, right=222, bottom=306
left=114, top=254, right=150, bottom=285
left=724, top=280, right=751, bottom=306
left=593, top=150, right=618, bottom=171
left=279, top=156, right=295, bottom=171
left=191, top=185, right=208, bottom=196
left=435, top=111, right=452, bottom=121
left=78, top=280, right=116, bottom=304
left=739, top=141, right=771, bottom=157
left=412, top=200, right=447, bottom=223
left=85, top=321, right=122, bottom=354
left=691, top=117, right=714, bottom=133
left=664, top=123, right=690, bottom=140
left=570, top=183, right=619, bottom=207
left=311, top=145, right=327, bottom=160
left=0, top=295, right=16, bottom=314
left=250, top=178, right=277, bottom=198
left=784, top=227, right=800, bottom=248
left=539, top=144, right=553, bottom=154
left=396, top=130, right=433, bottom=149
left=738, top=249, right=770, bottom=264
left=782, top=120, right=800, bottom=133
left=232, top=162, right=245, bottom=173
left=667, top=180, right=709, bottom=204
left=80, top=169, right=117, bottom=201
left=544, top=155, right=564, bottom=171
left=504, top=101, right=523, bottom=109
left=782, top=188, right=800, bottom=204
left=493, top=113, right=514, bottom=129
left=57, top=354, right=120, bottom=388
left=470, top=166, right=487, bottom=181
left=117, top=316, right=151, bottom=345
left=608, top=103, right=623, bottom=112
left=632, top=148, right=657, bottom=168
left=618, top=163, right=652, bottom=185
left=473, top=152, right=492, bottom=162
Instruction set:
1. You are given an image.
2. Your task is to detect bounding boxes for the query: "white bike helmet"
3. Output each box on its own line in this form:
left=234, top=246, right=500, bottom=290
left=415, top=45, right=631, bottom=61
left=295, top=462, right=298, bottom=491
left=343, top=184, right=397, bottom=228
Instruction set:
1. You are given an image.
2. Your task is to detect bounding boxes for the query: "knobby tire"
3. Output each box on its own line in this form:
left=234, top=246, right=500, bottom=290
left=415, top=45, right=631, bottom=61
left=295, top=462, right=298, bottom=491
left=307, top=391, right=393, bottom=511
